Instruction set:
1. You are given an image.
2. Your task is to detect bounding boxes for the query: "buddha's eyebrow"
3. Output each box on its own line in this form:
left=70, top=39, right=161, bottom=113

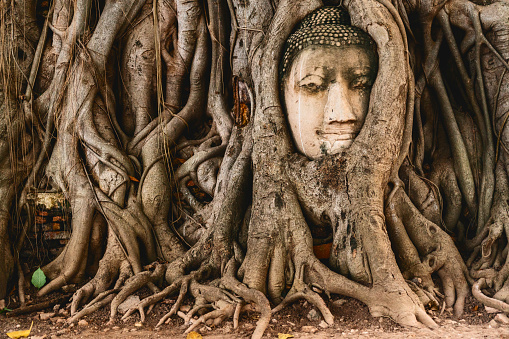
left=297, top=73, right=326, bottom=83
left=347, top=66, right=375, bottom=76
left=296, top=66, right=327, bottom=82
left=313, top=66, right=328, bottom=78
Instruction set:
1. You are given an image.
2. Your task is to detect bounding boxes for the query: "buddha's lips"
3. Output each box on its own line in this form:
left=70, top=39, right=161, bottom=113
left=316, top=131, right=359, bottom=140
left=316, top=123, right=361, bottom=140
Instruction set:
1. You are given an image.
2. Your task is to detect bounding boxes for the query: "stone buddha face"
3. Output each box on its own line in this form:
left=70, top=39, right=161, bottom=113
left=280, top=6, right=378, bottom=160
left=283, top=44, right=377, bottom=160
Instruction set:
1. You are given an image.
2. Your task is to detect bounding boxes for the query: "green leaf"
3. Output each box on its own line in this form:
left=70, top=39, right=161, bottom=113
left=31, top=268, right=46, bottom=289
left=0, top=307, right=12, bottom=314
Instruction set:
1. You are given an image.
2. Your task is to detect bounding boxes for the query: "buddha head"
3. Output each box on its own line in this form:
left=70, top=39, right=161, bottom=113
left=281, top=6, right=378, bottom=160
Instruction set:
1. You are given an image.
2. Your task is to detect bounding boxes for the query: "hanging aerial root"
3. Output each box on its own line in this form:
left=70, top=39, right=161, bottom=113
left=442, top=0, right=509, bottom=230
left=18, top=0, right=94, bottom=211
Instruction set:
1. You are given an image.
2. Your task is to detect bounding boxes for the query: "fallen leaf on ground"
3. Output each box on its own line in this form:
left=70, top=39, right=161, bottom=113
left=186, top=332, right=203, bottom=339
left=6, top=321, right=33, bottom=339
left=278, top=334, right=294, bottom=339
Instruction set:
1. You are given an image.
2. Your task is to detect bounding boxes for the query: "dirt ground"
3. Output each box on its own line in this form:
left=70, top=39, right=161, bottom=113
left=2, top=287, right=509, bottom=339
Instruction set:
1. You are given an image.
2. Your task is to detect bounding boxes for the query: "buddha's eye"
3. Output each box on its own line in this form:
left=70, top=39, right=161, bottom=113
left=351, top=76, right=373, bottom=90
left=298, top=75, right=326, bottom=93
left=299, top=82, right=325, bottom=92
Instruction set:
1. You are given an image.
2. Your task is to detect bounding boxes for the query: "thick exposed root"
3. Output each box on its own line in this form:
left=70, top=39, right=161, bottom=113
left=266, top=244, right=438, bottom=330
left=156, top=277, right=194, bottom=326
left=68, top=291, right=118, bottom=324
left=272, top=263, right=334, bottom=325
left=116, top=257, right=270, bottom=338
left=179, top=280, right=239, bottom=332
left=389, top=187, right=470, bottom=317
left=121, top=281, right=181, bottom=322
left=6, top=1, right=509, bottom=339
left=221, top=261, right=271, bottom=339
left=109, top=263, right=166, bottom=321
left=472, top=278, right=509, bottom=313
left=184, top=303, right=235, bottom=333
left=406, top=280, right=440, bottom=309
left=70, top=230, right=132, bottom=315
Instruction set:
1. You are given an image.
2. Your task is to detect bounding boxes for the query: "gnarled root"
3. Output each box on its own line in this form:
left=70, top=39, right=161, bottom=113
left=272, top=263, right=334, bottom=325
left=117, top=258, right=270, bottom=338
left=472, top=157, right=509, bottom=307
left=70, top=230, right=133, bottom=315
left=388, top=186, right=470, bottom=317
left=109, top=262, right=166, bottom=321
left=473, top=278, right=509, bottom=313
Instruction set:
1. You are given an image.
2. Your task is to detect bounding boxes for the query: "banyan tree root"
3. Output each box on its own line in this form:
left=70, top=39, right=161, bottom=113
left=465, top=1, right=509, bottom=311
left=66, top=115, right=255, bottom=327
left=5, top=0, right=509, bottom=337
left=387, top=187, right=470, bottom=317
left=470, top=156, right=509, bottom=309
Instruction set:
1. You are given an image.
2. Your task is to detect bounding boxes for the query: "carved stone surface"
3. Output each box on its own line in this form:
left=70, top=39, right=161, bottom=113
left=281, top=6, right=378, bottom=160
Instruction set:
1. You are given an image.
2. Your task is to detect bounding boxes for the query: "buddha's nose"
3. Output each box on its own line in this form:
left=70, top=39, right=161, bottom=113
left=323, top=82, right=356, bottom=124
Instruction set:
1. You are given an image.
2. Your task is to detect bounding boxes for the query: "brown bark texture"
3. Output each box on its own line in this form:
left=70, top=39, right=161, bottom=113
left=1, top=0, right=509, bottom=337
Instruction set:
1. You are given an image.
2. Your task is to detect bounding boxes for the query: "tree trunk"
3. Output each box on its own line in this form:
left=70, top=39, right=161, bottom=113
left=1, top=0, right=509, bottom=337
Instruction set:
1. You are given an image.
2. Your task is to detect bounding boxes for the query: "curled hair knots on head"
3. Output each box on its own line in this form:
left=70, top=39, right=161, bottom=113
left=280, top=6, right=377, bottom=78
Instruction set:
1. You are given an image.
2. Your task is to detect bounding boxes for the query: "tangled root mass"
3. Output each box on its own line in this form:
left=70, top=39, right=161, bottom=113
left=1, top=0, right=509, bottom=337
